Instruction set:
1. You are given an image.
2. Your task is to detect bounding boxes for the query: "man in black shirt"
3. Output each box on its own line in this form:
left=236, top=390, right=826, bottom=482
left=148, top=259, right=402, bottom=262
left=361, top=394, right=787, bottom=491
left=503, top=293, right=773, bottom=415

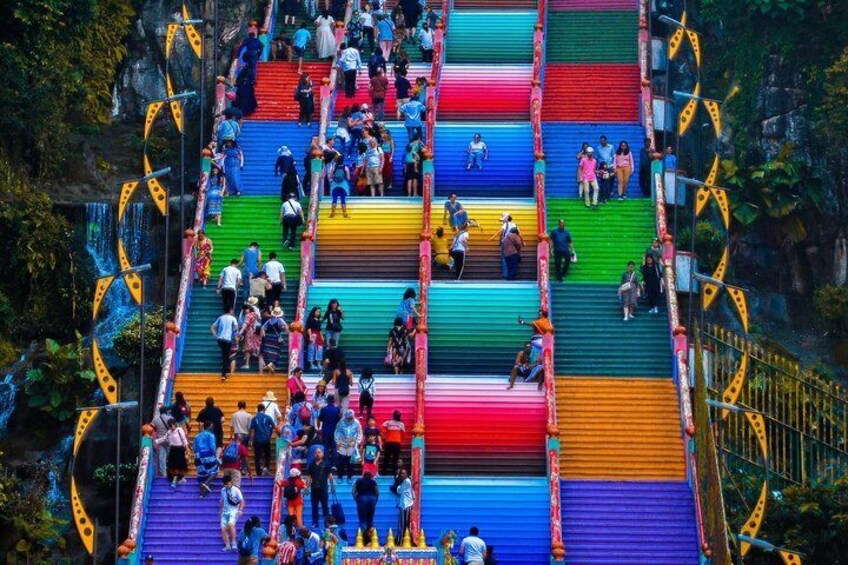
left=549, top=219, right=574, bottom=282
left=307, top=447, right=331, bottom=529
left=196, top=397, right=225, bottom=447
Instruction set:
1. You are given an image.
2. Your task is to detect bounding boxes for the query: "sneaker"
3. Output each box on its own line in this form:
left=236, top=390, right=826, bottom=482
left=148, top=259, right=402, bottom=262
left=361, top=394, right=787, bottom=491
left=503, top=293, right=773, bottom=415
left=179, top=478, right=187, bottom=484
left=262, top=467, right=270, bottom=476
left=170, top=481, right=177, bottom=490
left=200, top=483, right=211, bottom=495
left=223, top=546, right=231, bottom=552
left=231, top=542, right=238, bottom=550
left=623, top=316, right=629, bottom=321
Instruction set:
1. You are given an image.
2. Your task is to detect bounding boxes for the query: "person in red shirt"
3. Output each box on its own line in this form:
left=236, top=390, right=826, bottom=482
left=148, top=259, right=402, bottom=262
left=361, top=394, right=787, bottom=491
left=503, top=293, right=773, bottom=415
left=369, top=67, right=390, bottom=121
left=380, top=410, right=405, bottom=476
left=280, top=468, right=306, bottom=527
left=221, top=434, right=252, bottom=487
left=276, top=534, right=298, bottom=564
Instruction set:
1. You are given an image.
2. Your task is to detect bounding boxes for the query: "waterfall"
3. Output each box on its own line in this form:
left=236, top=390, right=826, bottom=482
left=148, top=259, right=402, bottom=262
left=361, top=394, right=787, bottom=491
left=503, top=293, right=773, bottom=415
left=46, top=435, right=74, bottom=516
left=85, top=202, right=151, bottom=349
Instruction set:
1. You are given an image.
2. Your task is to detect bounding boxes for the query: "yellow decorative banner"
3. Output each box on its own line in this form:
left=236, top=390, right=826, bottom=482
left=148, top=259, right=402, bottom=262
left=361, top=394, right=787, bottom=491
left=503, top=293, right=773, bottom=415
left=710, top=186, right=730, bottom=229
left=118, top=180, right=140, bottom=222
left=74, top=409, right=99, bottom=457
left=91, top=339, right=118, bottom=404
left=181, top=4, right=203, bottom=59
left=144, top=101, right=163, bottom=141
left=702, top=248, right=729, bottom=310
left=686, top=29, right=701, bottom=68
left=780, top=550, right=803, bottom=565
left=165, top=74, right=184, bottom=134
left=720, top=349, right=749, bottom=420
left=165, top=23, right=178, bottom=57
left=678, top=82, right=701, bottom=137
left=118, top=238, right=144, bottom=305
left=92, top=275, right=115, bottom=321
left=668, top=11, right=688, bottom=60
left=695, top=187, right=711, bottom=216
left=143, top=153, right=169, bottom=216
left=728, top=287, right=749, bottom=332
left=705, top=154, right=720, bottom=190
left=704, top=99, right=722, bottom=137
left=71, top=477, right=96, bottom=554
left=740, top=480, right=768, bottom=557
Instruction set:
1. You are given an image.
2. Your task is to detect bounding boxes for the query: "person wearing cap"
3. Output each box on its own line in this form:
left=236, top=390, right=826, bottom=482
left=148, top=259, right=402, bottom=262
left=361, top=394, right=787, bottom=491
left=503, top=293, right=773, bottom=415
left=211, top=307, right=239, bottom=381
left=281, top=468, right=307, bottom=527
left=334, top=409, right=363, bottom=482
left=579, top=146, right=600, bottom=208
left=466, top=133, right=489, bottom=171
left=318, top=394, right=341, bottom=462
left=280, top=193, right=305, bottom=249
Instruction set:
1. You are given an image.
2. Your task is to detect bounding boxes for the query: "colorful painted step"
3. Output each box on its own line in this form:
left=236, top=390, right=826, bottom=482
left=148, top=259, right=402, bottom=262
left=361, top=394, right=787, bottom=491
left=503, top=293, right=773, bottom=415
left=328, top=121, right=415, bottom=191
left=550, top=0, right=637, bottom=9
left=141, top=477, right=274, bottom=564
left=253, top=62, right=331, bottom=121
left=453, top=0, right=538, bottom=8
left=315, top=198, right=422, bottom=280
left=545, top=198, right=656, bottom=283
left=542, top=123, right=646, bottom=196
left=428, top=283, right=539, bottom=374
left=541, top=64, right=641, bottom=122
left=556, top=377, right=686, bottom=479
left=559, top=480, right=699, bottom=564
left=446, top=11, right=536, bottom=64
left=550, top=284, right=671, bottom=377
left=332, top=64, right=430, bottom=119
left=238, top=121, right=318, bottom=196
left=424, top=376, right=546, bottom=475
left=422, top=477, right=550, bottom=565
left=429, top=198, right=539, bottom=280
left=439, top=65, right=532, bottom=119
left=432, top=122, right=534, bottom=197
left=546, top=11, right=639, bottom=64
left=305, top=281, right=419, bottom=370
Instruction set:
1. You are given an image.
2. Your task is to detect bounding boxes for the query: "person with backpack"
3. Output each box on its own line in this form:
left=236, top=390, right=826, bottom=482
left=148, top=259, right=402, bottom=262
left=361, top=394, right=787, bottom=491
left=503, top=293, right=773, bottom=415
left=307, top=446, right=331, bottom=529
left=170, top=391, right=192, bottom=431
left=249, top=403, right=277, bottom=476
left=151, top=404, right=174, bottom=477
left=289, top=390, right=315, bottom=432
left=236, top=515, right=267, bottom=564
left=220, top=474, right=245, bottom=552
left=380, top=410, right=405, bottom=476
left=221, top=433, right=251, bottom=487
left=194, top=421, right=220, bottom=497
left=358, top=369, right=376, bottom=420
left=259, top=390, right=284, bottom=426
left=281, top=468, right=307, bottom=527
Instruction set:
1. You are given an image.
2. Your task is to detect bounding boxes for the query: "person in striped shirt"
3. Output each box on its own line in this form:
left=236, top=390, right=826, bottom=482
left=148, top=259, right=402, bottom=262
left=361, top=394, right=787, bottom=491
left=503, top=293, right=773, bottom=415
left=276, top=534, right=298, bottom=564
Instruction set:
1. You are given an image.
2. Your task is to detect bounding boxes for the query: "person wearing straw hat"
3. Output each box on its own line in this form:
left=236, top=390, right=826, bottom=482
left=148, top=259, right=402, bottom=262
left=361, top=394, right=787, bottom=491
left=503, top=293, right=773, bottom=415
left=260, top=307, right=289, bottom=374
left=259, top=390, right=283, bottom=425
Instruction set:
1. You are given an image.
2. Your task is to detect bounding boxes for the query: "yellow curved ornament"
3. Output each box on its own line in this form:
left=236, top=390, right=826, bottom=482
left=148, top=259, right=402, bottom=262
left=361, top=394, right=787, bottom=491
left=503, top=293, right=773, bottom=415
left=668, top=12, right=688, bottom=60
left=740, top=479, right=768, bottom=557
left=118, top=180, right=141, bottom=222
left=703, top=99, right=722, bottom=137
left=118, top=238, right=143, bottom=305
left=695, top=187, right=711, bottom=216
left=745, top=411, right=768, bottom=460
left=165, top=23, right=178, bottom=57
left=780, top=550, right=803, bottom=565
left=181, top=4, right=203, bottom=59
left=710, top=186, right=730, bottom=229
left=702, top=248, right=729, bottom=310
left=165, top=74, right=184, bottom=134
left=91, top=338, right=119, bottom=404
left=685, top=29, right=701, bottom=68
left=71, top=476, right=95, bottom=554
left=92, top=275, right=115, bottom=321
left=144, top=101, right=164, bottom=141
left=143, top=153, right=169, bottom=216
left=678, top=82, right=701, bottom=137
left=720, top=349, right=749, bottom=420
left=74, top=409, right=99, bottom=457
left=705, top=154, right=720, bottom=186
left=728, top=287, right=749, bottom=332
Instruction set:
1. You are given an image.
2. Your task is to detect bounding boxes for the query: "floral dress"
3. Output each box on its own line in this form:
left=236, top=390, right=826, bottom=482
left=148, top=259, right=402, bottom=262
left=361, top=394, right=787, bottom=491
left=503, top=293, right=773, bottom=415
left=241, top=310, right=262, bottom=356
left=194, top=237, right=214, bottom=284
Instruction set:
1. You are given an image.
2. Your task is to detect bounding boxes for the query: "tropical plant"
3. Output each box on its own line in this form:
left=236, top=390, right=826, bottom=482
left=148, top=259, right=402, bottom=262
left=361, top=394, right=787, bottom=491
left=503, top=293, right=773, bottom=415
left=813, top=285, right=848, bottom=335
left=24, top=334, right=97, bottom=422
left=92, top=462, right=138, bottom=490
left=113, top=307, right=167, bottom=366
left=677, top=220, right=726, bottom=273
left=722, top=148, right=824, bottom=245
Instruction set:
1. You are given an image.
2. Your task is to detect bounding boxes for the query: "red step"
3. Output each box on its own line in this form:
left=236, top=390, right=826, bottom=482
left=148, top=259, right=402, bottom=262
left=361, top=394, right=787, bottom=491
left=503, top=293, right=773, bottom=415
left=252, top=61, right=332, bottom=121
left=542, top=64, right=640, bottom=122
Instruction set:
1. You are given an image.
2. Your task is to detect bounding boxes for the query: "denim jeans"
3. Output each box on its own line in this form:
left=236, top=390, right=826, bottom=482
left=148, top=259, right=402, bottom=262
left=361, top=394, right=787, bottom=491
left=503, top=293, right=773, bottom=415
left=467, top=151, right=484, bottom=169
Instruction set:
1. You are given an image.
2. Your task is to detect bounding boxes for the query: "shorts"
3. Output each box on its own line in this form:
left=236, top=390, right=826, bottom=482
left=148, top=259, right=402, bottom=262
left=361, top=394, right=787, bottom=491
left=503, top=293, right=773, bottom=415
left=331, top=186, right=347, bottom=204
left=366, top=166, right=382, bottom=185
left=293, top=45, right=305, bottom=57
left=221, top=508, right=239, bottom=528
left=403, top=163, right=418, bottom=179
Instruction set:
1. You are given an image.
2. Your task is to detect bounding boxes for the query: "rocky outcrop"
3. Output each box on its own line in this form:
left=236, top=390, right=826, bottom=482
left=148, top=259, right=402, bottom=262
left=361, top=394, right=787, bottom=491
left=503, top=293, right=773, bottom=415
left=757, top=55, right=811, bottom=162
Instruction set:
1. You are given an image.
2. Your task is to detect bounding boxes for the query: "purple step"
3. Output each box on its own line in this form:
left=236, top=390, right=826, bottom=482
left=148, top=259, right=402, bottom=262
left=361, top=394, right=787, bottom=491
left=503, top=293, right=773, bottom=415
left=560, top=480, right=700, bottom=565
left=141, top=477, right=274, bottom=565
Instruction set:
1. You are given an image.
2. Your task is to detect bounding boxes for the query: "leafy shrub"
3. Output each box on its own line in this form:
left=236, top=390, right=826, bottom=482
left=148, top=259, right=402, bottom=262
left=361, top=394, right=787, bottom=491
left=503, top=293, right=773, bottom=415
left=813, top=285, right=848, bottom=335
left=113, top=307, right=167, bottom=366
left=24, top=335, right=97, bottom=422
left=677, top=220, right=727, bottom=272
left=92, top=463, right=138, bottom=490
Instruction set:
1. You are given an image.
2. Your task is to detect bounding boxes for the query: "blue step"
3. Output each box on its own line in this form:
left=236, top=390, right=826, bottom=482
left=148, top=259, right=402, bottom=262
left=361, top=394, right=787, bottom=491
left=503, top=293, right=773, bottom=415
left=239, top=121, right=318, bottom=196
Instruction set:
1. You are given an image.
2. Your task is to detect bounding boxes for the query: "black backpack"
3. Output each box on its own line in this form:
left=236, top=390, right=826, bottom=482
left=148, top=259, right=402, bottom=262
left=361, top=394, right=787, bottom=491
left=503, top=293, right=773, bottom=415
left=283, top=481, right=299, bottom=500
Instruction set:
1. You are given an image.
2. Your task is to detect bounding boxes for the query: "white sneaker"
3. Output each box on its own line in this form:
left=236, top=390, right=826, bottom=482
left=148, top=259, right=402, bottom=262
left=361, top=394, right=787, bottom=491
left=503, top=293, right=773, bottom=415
left=222, top=546, right=231, bottom=552
left=623, top=316, right=628, bottom=321
left=231, top=542, right=238, bottom=550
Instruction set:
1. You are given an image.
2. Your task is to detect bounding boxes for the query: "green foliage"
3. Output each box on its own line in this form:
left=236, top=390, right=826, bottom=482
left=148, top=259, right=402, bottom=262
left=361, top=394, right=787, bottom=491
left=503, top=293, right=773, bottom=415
left=0, top=158, right=94, bottom=339
left=0, top=0, right=135, bottom=176
left=113, top=307, right=167, bottom=366
left=0, top=452, right=69, bottom=564
left=813, top=285, right=848, bottom=335
left=92, top=462, right=138, bottom=490
left=24, top=334, right=97, bottom=422
left=677, top=220, right=726, bottom=272
left=722, top=150, right=824, bottom=244
left=819, top=47, right=848, bottom=152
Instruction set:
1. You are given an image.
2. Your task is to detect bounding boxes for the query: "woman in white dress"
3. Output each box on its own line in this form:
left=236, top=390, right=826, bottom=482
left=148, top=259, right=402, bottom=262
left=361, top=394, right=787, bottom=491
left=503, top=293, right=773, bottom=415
left=314, top=9, right=336, bottom=59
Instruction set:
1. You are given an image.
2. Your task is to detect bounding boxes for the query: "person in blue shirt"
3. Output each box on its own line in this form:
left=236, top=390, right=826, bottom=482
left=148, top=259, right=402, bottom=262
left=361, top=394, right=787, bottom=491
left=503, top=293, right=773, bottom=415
left=663, top=145, right=677, bottom=171
left=236, top=516, right=268, bottom=559
left=348, top=104, right=366, bottom=157
left=318, top=394, right=341, bottom=461
left=249, top=403, right=277, bottom=476
left=217, top=108, right=241, bottom=143
left=398, top=99, right=426, bottom=144
left=549, top=219, right=574, bottom=282
left=596, top=135, right=616, bottom=204
left=376, top=14, right=394, bottom=60
left=193, top=421, right=220, bottom=496
left=292, top=23, right=312, bottom=74
left=364, top=137, right=385, bottom=196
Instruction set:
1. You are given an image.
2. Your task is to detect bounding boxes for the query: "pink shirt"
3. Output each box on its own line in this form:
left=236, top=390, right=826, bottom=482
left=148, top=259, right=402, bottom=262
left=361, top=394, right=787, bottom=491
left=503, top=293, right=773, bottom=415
left=615, top=152, right=634, bottom=169
left=579, top=157, right=597, bottom=182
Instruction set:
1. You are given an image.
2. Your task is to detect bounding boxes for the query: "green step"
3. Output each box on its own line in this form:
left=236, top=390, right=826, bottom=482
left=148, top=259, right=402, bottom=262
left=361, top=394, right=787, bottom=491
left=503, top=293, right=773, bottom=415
left=306, top=281, right=418, bottom=371
left=428, top=283, right=539, bottom=374
left=446, top=11, right=536, bottom=63
left=545, top=11, right=638, bottom=63
left=546, top=198, right=657, bottom=284
left=551, top=284, right=671, bottom=377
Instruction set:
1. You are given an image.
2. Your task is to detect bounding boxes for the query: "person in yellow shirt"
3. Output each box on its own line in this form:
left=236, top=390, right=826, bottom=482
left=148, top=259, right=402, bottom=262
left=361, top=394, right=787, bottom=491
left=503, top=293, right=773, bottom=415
left=432, top=226, right=452, bottom=270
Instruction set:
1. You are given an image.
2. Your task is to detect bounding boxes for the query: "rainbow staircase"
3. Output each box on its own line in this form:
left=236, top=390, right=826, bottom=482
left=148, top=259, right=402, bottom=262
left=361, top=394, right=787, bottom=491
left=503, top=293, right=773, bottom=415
left=542, top=0, right=700, bottom=563
left=420, top=2, right=550, bottom=563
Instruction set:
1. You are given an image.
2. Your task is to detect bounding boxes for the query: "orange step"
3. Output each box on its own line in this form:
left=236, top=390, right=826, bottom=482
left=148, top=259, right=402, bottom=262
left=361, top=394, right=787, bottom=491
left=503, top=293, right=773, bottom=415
left=556, top=377, right=686, bottom=480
